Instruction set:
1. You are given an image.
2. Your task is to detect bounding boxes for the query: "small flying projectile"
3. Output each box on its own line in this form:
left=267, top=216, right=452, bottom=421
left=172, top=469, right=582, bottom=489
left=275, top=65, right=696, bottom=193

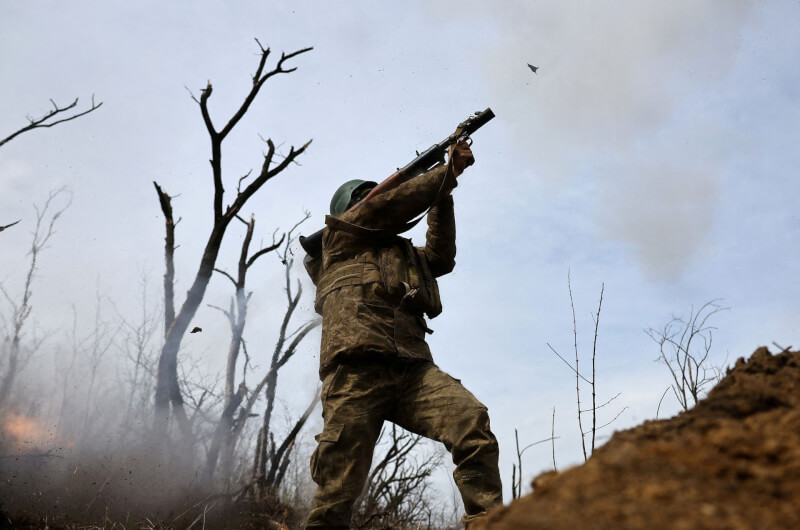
left=527, top=64, right=539, bottom=74
left=190, top=327, right=203, bottom=334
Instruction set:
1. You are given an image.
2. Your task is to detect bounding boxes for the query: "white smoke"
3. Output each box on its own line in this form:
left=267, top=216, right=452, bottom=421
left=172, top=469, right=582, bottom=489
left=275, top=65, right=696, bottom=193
left=431, top=1, right=754, bottom=280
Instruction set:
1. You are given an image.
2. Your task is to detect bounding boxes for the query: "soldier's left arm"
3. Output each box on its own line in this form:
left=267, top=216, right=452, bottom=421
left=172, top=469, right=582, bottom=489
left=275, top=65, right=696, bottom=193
left=421, top=193, right=456, bottom=277
left=420, top=140, right=473, bottom=277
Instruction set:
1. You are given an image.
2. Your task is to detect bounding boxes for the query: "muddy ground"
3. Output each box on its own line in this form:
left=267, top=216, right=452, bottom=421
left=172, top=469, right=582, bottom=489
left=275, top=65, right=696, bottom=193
left=478, top=346, right=800, bottom=530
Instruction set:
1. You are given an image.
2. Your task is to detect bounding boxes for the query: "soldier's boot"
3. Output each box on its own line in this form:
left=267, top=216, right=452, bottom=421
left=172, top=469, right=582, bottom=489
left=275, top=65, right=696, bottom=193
left=305, top=420, right=379, bottom=528
left=451, top=406, right=503, bottom=523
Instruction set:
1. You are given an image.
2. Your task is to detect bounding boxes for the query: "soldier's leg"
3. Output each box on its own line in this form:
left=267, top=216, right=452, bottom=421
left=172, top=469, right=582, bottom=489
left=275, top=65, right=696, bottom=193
left=305, top=361, right=393, bottom=529
left=394, top=361, right=502, bottom=526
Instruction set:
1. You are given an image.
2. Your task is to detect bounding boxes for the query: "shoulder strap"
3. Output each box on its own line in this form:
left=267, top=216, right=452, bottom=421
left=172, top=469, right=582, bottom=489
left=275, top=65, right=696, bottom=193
left=324, top=215, right=422, bottom=240
left=325, top=161, right=455, bottom=242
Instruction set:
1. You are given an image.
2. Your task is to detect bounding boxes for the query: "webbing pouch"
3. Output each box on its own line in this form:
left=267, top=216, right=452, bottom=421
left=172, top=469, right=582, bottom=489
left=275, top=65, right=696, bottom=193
left=314, top=256, right=381, bottom=313
left=378, top=241, right=442, bottom=318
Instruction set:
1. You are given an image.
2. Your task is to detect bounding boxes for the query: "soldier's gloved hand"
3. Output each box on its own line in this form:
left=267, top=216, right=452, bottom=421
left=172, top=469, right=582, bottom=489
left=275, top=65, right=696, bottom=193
left=451, top=140, right=475, bottom=177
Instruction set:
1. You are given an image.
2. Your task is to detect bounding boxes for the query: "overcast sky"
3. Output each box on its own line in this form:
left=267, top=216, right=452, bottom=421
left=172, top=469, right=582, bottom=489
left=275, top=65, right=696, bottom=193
left=2, top=0, right=798, bottom=503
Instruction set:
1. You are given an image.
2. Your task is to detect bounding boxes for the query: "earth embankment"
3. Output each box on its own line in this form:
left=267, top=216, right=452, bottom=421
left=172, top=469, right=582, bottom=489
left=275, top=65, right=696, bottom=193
left=479, top=346, right=800, bottom=530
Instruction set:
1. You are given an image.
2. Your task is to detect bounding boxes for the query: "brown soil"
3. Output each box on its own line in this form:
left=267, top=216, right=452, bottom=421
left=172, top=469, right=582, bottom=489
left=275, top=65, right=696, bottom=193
left=478, top=346, right=800, bottom=530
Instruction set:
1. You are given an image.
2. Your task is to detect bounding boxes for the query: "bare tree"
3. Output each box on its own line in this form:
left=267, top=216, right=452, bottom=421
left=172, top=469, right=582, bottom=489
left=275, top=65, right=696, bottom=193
left=78, top=289, right=121, bottom=440
left=151, top=40, right=312, bottom=444
left=548, top=272, right=626, bottom=463
left=0, top=96, right=99, bottom=232
left=112, top=274, right=161, bottom=434
left=198, top=212, right=320, bottom=494
left=55, top=306, right=84, bottom=433
left=203, top=214, right=284, bottom=483
left=0, top=188, right=71, bottom=408
left=50, top=290, right=121, bottom=441
left=178, top=350, right=226, bottom=440
left=250, top=224, right=321, bottom=499
left=511, top=428, right=558, bottom=500
left=0, top=96, right=102, bottom=149
left=645, top=300, right=729, bottom=412
left=352, top=424, right=446, bottom=530
left=252, top=389, right=320, bottom=500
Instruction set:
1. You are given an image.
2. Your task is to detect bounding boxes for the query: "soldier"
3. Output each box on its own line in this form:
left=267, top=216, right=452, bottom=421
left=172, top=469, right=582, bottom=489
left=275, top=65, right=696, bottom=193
left=305, top=141, right=502, bottom=529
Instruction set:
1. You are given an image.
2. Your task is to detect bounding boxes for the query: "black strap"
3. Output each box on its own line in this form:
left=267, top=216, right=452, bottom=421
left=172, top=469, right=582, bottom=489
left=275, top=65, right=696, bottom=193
left=324, top=215, right=422, bottom=241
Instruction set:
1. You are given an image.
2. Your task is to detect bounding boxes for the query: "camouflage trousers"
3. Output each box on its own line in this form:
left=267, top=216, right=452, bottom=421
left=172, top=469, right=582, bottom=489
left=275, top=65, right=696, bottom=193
left=305, top=358, right=502, bottom=529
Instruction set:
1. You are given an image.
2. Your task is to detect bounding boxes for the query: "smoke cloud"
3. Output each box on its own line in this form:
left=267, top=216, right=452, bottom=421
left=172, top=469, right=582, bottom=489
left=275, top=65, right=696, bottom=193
left=434, top=1, right=754, bottom=279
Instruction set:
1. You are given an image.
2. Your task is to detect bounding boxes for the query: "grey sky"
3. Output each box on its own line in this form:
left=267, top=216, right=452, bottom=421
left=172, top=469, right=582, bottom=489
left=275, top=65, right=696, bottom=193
left=1, top=0, right=798, bottom=502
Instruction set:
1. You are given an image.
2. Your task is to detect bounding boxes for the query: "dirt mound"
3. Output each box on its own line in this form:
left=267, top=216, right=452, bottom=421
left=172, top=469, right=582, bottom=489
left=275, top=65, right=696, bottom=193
left=479, top=347, right=800, bottom=530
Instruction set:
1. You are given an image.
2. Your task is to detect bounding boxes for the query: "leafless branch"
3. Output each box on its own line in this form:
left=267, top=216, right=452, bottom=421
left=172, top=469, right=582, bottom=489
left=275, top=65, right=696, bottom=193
left=0, top=220, right=21, bottom=233
left=246, top=234, right=285, bottom=269
left=772, top=341, right=792, bottom=353
left=153, top=182, right=177, bottom=336
left=581, top=392, right=621, bottom=413
left=240, top=338, right=252, bottom=383
left=230, top=138, right=312, bottom=218
left=645, top=300, right=729, bottom=411
left=205, top=213, right=317, bottom=487
left=83, top=474, right=111, bottom=515
left=0, top=188, right=71, bottom=406
left=551, top=407, right=557, bottom=472
left=567, top=270, right=588, bottom=462
left=207, top=303, right=232, bottom=321
left=213, top=268, right=237, bottom=288
left=512, top=427, right=559, bottom=498
left=218, top=42, right=313, bottom=140
left=264, top=388, right=321, bottom=487
left=354, top=425, right=444, bottom=528
left=548, top=273, right=615, bottom=464
left=586, top=406, right=629, bottom=434
left=0, top=96, right=103, bottom=148
left=153, top=41, right=311, bottom=444
left=656, top=387, right=670, bottom=420
left=591, top=283, right=604, bottom=453
left=237, top=169, right=253, bottom=194
left=547, top=342, right=591, bottom=385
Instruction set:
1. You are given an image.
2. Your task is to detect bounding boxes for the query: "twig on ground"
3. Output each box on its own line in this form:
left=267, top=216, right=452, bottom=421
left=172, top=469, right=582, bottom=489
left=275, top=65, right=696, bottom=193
left=84, top=475, right=111, bottom=515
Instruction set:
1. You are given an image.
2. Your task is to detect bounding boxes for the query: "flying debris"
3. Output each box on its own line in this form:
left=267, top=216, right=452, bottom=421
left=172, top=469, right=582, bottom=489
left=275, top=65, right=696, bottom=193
left=527, top=64, right=539, bottom=74
left=190, top=327, right=203, bottom=334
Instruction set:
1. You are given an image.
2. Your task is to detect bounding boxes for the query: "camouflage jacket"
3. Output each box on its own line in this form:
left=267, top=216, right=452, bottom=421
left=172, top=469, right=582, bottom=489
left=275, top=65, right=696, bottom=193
left=310, top=165, right=458, bottom=375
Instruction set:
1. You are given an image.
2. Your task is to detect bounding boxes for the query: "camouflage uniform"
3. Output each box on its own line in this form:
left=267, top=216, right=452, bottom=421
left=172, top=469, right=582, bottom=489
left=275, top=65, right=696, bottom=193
left=305, top=166, right=502, bottom=529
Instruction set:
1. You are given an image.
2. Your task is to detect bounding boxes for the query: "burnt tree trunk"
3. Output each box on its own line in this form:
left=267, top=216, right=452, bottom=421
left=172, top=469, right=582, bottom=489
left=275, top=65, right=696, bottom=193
left=204, top=215, right=283, bottom=484
left=251, top=225, right=321, bottom=498
left=151, top=41, right=312, bottom=447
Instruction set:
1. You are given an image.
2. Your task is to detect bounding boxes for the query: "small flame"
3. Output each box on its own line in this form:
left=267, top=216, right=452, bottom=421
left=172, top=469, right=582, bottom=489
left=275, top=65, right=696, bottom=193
left=2, top=413, right=64, bottom=450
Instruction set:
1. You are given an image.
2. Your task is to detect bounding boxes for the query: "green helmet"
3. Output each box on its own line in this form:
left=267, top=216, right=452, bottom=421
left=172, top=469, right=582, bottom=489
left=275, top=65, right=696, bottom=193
left=330, top=179, right=377, bottom=216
